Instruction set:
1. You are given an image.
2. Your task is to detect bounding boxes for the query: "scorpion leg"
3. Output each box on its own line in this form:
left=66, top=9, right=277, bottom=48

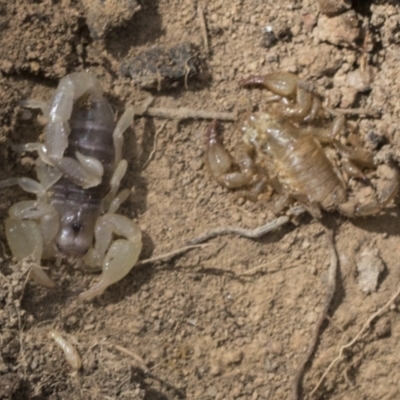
left=80, top=213, right=142, bottom=300
left=19, top=99, right=49, bottom=116
left=113, top=108, right=135, bottom=167
left=339, top=167, right=399, bottom=217
left=112, top=97, right=154, bottom=166
left=101, top=159, right=128, bottom=212
left=35, top=158, right=63, bottom=191
left=205, top=120, right=255, bottom=189
left=0, top=177, right=47, bottom=202
left=308, top=117, right=375, bottom=180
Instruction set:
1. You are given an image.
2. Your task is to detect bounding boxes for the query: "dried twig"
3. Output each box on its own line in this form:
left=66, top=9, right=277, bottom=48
left=237, top=255, right=285, bottom=277
left=136, top=106, right=237, bottom=121
left=15, top=303, right=27, bottom=377
left=292, top=228, right=338, bottom=400
left=331, top=107, right=380, bottom=118
left=310, top=284, right=400, bottom=396
left=142, top=121, right=167, bottom=169
left=197, top=3, right=209, bottom=54
left=102, top=341, right=148, bottom=372
left=137, top=244, right=209, bottom=266
left=186, top=215, right=290, bottom=245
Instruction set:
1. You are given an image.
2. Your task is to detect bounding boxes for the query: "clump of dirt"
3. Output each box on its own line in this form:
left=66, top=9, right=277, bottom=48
left=2, top=1, right=400, bottom=399
left=82, top=0, right=140, bottom=39
left=120, top=42, right=202, bottom=89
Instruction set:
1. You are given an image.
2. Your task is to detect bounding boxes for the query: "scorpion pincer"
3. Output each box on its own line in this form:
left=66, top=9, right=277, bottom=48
left=1, top=71, right=142, bottom=300
left=205, top=72, right=399, bottom=218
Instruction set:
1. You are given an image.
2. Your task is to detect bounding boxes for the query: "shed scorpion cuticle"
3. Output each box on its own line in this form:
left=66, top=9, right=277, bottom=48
left=1, top=71, right=143, bottom=300
left=205, top=72, right=399, bottom=219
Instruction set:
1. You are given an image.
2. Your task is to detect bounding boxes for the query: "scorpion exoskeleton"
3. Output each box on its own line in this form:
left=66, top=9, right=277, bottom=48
left=206, top=72, right=399, bottom=218
left=1, top=71, right=142, bottom=300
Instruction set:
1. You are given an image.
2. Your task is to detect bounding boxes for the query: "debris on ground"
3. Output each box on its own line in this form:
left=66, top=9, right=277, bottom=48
left=120, top=42, right=201, bottom=90
left=82, top=0, right=141, bottom=39
left=356, top=247, right=385, bottom=294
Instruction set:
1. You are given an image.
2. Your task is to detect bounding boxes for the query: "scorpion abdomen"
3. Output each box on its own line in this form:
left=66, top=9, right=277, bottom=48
left=50, top=96, right=116, bottom=256
left=280, top=137, right=347, bottom=211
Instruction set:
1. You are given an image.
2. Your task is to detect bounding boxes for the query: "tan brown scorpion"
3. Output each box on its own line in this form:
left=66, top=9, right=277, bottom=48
left=206, top=72, right=398, bottom=218
left=1, top=71, right=142, bottom=300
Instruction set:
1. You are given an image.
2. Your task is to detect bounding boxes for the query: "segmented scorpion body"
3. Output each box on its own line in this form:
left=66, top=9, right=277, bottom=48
left=206, top=72, right=399, bottom=218
left=1, top=71, right=142, bottom=300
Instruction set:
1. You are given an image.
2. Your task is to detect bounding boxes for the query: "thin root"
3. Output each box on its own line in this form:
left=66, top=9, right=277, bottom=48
left=15, top=303, right=27, bottom=377
left=292, top=228, right=338, bottom=400
left=135, top=106, right=237, bottom=121
left=102, top=341, right=148, bottom=372
left=137, top=244, right=210, bottom=266
left=142, top=121, right=167, bottom=169
left=331, top=107, right=380, bottom=118
left=310, top=284, right=400, bottom=396
left=236, top=255, right=285, bottom=277
left=197, top=2, right=209, bottom=54
left=186, top=215, right=290, bottom=245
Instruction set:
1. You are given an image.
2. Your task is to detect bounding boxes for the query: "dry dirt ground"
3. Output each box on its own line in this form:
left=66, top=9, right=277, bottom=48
left=1, top=0, right=400, bottom=399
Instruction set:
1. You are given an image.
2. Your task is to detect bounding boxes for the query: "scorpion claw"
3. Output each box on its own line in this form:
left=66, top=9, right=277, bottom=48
left=79, top=238, right=142, bottom=301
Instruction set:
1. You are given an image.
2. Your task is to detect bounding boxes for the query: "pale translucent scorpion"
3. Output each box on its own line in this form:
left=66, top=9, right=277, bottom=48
left=1, top=71, right=142, bottom=300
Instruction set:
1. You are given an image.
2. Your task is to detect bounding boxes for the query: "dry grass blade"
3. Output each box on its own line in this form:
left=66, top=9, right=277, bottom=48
left=310, top=284, right=400, bottom=396
left=186, top=215, right=290, bottom=245
left=137, top=244, right=209, bottom=266
left=292, top=228, right=338, bottom=400
left=142, top=121, right=167, bottom=169
left=136, top=106, right=237, bottom=121
left=102, top=341, right=148, bottom=372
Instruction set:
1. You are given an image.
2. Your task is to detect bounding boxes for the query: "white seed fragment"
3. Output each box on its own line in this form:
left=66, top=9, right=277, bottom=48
left=48, top=329, right=82, bottom=370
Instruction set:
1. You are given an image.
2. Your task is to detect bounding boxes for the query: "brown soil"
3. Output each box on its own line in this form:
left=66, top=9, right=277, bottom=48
left=1, top=1, right=400, bottom=399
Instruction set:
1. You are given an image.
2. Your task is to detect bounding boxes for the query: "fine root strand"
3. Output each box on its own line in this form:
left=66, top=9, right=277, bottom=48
left=310, top=284, right=400, bottom=396
left=15, top=303, right=27, bottom=377
left=197, top=2, right=209, bottom=54
left=186, top=215, right=290, bottom=245
left=142, top=121, right=167, bottom=169
left=236, top=254, right=286, bottom=277
left=102, top=341, right=148, bottom=372
left=334, top=107, right=381, bottom=118
left=292, top=228, right=338, bottom=400
left=137, top=244, right=210, bottom=266
left=135, top=106, right=237, bottom=121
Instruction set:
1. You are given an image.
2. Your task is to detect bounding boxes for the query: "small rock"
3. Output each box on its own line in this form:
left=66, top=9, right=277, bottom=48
left=356, top=247, right=385, bottom=294
left=120, top=42, right=201, bottom=90
left=0, top=373, right=20, bottom=398
left=316, top=0, right=352, bottom=15
left=207, top=386, right=217, bottom=397
left=222, top=349, right=243, bottom=366
left=346, top=65, right=375, bottom=92
left=316, top=10, right=361, bottom=47
left=82, top=0, right=140, bottom=39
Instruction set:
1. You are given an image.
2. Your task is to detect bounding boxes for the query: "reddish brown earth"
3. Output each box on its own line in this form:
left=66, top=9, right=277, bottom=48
left=1, top=1, right=400, bottom=399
